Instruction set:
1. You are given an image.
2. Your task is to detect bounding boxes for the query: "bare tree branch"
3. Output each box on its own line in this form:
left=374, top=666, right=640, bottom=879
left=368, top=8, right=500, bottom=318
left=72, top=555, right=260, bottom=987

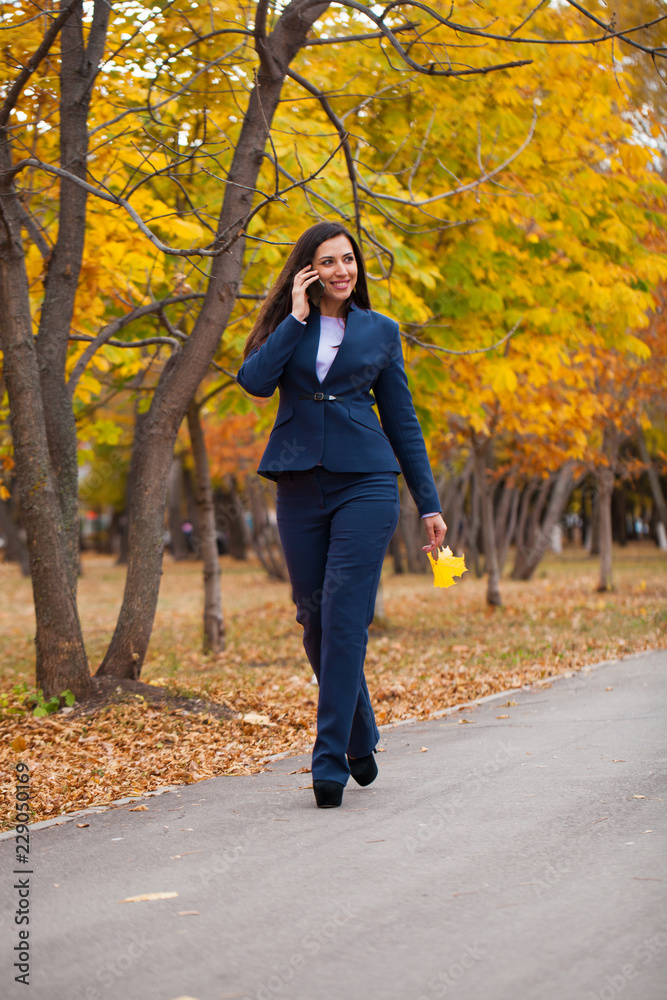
left=305, top=0, right=533, bottom=76
left=196, top=379, right=237, bottom=411
left=69, top=333, right=180, bottom=349
left=355, top=103, right=538, bottom=208
left=368, top=0, right=667, bottom=54
left=67, top=293, right=205, bottom=395
left=16, top=201, right=51, bottom=258
left=0, top=6, right=64, bottom=30
left=402, top=317, right=523, bottom=357
left=305, top=22, right=419, bottom=45
left=286, top=69, right=361, bottom=234
left=0, top=0, right=82, bottom=128
left=7, top=130, right=347, bottom=258
left=564, top=1, right=667, bottom=58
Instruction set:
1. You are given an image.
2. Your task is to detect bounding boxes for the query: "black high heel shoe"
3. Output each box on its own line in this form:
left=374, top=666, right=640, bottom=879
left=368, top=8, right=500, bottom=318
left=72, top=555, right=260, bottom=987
left=347, top=751, right=378, bottom=787
left=313, top=779, right=344, bottom=808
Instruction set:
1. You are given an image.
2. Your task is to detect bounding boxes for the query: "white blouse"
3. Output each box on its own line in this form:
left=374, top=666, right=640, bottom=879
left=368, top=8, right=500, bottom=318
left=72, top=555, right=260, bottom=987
left=316, top=314, right=345, bottom=383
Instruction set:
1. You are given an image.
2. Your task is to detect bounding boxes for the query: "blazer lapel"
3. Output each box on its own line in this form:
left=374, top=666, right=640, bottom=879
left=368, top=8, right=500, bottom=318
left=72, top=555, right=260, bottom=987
left=291, top=307, right=321, bottom=387
left=321, top=303, right=362, bottom=389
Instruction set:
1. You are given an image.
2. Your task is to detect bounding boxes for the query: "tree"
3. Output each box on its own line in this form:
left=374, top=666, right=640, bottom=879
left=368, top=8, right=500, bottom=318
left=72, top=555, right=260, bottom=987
left=1, top=0, right=666, bottom=693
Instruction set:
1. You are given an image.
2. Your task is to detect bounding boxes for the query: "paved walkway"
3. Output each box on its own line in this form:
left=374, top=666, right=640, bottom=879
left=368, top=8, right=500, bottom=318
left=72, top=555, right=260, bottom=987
left=2, top=650, right=666, bottom=1000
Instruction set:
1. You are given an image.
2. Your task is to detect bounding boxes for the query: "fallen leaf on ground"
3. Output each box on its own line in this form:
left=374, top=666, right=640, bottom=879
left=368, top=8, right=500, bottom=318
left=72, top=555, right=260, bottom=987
left=177, top=911, right=200, bottom=916
left=496, top=714, right=510, bottom=719
left=458, top=718, right=475, bottom=724
left=242, top=713, right=275, bottom=726
left=76, top=823, right=89, bottom=828
left=10, top=736, right=27, bottom=752
left=606, top=686, right=613, bottom=691
left=419, top=746, right=428, bottom=752
left=119, top=892, right=179, bottom=903
left=129, top=804, right=148, bottom=812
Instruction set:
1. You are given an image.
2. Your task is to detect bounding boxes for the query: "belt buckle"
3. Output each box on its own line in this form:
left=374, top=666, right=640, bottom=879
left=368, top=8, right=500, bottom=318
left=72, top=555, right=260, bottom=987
left=313, top=392, right=325, bottom=401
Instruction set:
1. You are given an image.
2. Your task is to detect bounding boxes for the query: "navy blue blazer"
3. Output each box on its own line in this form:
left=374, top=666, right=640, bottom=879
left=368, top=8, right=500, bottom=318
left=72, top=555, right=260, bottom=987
left=236, top=303, right=441, bottom=517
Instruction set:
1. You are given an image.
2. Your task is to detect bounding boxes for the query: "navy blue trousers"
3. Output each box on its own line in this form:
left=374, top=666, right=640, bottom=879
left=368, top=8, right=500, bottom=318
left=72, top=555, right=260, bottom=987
left=276, top=468, right=400, bottom=784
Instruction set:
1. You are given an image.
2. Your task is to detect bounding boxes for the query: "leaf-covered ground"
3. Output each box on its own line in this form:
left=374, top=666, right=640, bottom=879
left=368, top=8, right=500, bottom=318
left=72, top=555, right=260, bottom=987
left=1, top=545, right=665, bottom=831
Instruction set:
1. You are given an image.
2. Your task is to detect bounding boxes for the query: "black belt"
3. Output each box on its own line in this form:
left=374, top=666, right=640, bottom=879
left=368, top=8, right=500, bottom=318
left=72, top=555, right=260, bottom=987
left=299, top=392, right=341, bottom=401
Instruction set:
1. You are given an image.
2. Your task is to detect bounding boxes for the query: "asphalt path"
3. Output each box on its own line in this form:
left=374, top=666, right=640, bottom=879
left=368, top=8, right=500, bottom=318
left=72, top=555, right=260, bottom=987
left=2, top=650, right=666, bottom=1000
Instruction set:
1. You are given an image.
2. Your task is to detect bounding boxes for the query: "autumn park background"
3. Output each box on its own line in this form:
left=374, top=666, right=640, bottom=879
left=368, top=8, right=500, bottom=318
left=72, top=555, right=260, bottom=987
left=0, top=1, right=666, bottom=827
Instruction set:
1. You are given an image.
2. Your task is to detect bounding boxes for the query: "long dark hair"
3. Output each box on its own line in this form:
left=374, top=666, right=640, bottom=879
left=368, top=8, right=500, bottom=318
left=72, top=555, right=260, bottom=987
left=243, top=221, right=371, bottom=360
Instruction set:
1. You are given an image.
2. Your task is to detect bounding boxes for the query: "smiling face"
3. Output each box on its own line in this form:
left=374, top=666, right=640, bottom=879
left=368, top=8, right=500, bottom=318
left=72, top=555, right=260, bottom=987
left=312, top=234, right=358, bottom=316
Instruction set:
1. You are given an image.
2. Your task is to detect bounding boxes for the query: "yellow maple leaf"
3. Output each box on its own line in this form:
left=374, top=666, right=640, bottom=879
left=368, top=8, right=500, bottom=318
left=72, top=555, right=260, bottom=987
left=427, top=546, right=468, bottom=589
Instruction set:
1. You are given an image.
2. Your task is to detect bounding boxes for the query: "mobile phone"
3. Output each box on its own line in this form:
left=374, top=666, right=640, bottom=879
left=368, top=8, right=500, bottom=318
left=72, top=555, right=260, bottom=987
left=307, top=278, right=325, bottom=307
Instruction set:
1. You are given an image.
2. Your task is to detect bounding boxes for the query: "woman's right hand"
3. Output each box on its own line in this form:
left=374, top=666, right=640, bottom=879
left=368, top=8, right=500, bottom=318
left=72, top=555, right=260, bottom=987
left=291, top=264, right=320, bottom=322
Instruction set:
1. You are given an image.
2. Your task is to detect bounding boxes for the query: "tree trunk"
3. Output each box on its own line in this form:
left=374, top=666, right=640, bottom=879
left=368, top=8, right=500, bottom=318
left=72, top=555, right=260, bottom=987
left=512, top=479, right=536, bottom=569
left=98, top=0, right=330, bottom=678
left=468, top=468, right=482, bottom=578
left=389, top=531, right=404, bottom=574
left=498, top=486, right=520, bottom=573
left=247, top=479, right=287, bottom=581
left=493, top=474, right=517, bottom=572
left=597, top=425, right=618, bottom=592
left=473, top=436, right=502, bottom=606
left=167, top=457, right=190, bottom=561
left=183, top=465, right=202, bottom=555
left=399, top=481, right=427, bottom=573
left=373, top=576, right=386, bottom=621
left=0, top=2, right=110, bottom=697
left=0, top=148, right=90, bottom=699
left=442, top=455, right=473, bottom=555
left=0, top=494, right=30, bottom=576
left=35, top=1, right=110, bottom=595
left=637, top=427, right=667, bottom=549
left=512, top=465, right=574, bottom=581
left=590, top=491, right=601, bottom=555
left=215, top=477, right=248, bottom=560
left=116, top=405, right=148, bottom=566
left=611, top=487, right=627, bottom=546
left=187, top=402, right=225, bottom=654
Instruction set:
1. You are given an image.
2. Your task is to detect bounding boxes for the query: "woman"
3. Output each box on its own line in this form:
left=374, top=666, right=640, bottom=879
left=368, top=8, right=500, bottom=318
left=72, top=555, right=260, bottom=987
left=237, top=221, right=447, bottom=808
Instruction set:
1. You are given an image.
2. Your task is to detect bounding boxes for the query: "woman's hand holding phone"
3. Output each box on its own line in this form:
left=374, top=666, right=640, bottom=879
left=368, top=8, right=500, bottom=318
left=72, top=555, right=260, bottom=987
left=292, top=265, right=322, bottom=322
